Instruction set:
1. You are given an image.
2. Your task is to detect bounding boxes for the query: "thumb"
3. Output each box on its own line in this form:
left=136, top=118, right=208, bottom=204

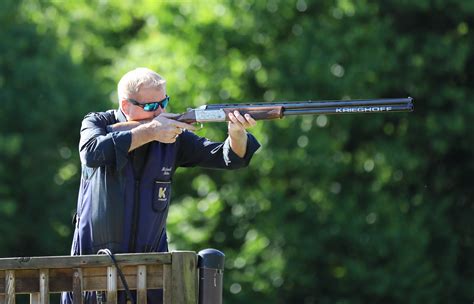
left=158, top=112, right=180, bottom=118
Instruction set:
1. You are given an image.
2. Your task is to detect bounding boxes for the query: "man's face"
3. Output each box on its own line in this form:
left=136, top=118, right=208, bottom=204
left=122, top=87, right=167, bottom=121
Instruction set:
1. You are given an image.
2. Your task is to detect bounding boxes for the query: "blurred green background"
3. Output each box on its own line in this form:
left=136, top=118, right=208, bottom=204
left=1, top=0, right=473, bottom=303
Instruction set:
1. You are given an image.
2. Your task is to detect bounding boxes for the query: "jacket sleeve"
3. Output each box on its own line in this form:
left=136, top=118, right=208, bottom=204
left=175, top=130, right=260, bottom=169
left=79, top=112, right=132, bottom=170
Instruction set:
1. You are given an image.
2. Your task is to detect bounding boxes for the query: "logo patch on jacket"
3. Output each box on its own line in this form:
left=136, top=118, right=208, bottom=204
left=158, top=186, right=167, bottom=200
left=153, top=181, right=171, bottom=212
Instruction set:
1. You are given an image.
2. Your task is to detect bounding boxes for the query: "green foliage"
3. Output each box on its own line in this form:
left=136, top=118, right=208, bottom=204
left=0, top=0, right=109, bottom=255
left=1, top=0, right=473, bottom=303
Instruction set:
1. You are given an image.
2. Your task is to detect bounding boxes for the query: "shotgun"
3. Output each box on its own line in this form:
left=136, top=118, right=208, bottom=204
left=173, top=97, right=413, bottom=123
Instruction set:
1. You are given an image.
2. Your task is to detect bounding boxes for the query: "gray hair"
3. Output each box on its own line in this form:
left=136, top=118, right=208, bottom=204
left=117, top=67, right=166, bottom=102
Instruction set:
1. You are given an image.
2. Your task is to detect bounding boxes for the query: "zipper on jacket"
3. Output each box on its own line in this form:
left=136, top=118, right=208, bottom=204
left=128, top=179, right=140, bottom=252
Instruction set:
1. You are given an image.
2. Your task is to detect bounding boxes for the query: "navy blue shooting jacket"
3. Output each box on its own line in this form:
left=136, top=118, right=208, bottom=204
left=71, top=109, right=260, bottom=256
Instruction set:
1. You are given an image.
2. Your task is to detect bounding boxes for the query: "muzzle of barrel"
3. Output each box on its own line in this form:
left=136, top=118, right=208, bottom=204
left=198, top=248, right=225, bottom=304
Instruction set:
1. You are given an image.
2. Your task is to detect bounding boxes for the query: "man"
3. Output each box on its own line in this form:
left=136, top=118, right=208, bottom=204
left=62, top=67, right=260, bottom=303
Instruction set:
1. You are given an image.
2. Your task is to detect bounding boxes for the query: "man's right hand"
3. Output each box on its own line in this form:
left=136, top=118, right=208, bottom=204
left=111, top=113, right=197, bottom=151
left=149, top=113, right=196, bottom=144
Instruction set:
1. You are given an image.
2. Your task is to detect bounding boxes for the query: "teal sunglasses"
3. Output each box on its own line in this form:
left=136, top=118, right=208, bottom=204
left=127, top=95, right=170, bottom=111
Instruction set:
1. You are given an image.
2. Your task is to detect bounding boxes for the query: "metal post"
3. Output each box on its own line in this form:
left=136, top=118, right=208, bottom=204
left=198, top=249, right=225, bottom=304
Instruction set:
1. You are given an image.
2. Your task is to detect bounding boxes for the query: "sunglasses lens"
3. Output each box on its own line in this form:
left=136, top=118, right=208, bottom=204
left=143, top=103, right=159, bottom=111
left=136, top=96, right=169, bottom=111
left=161, top=97, right=169, bottom=109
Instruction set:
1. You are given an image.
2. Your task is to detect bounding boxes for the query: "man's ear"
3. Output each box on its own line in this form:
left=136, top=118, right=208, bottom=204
left=120, top=99, right=130, bottom=114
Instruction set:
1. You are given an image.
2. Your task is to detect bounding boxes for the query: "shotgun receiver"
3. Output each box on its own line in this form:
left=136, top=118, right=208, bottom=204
left=173, top=97, right=414, bottom=123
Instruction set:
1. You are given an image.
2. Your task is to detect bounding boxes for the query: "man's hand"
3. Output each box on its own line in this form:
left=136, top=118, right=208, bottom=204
left=128, top=113, right=196, bottom=151
left=227, top=111, right=257, bottom=158
left=150, top=113, right=196, bottom=143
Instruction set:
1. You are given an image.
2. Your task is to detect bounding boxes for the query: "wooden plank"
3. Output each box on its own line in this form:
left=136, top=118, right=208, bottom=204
left=163, top=264, right=172, bottom=304
left=30, top=293, right=40, bottom=304
left=0, top=269, right=38, bottom=294
left=0, top=270, right=3, bottom=302
left=72, top=268, right=83, bottom=304
left=81, top=267, right=106, bottom=291
left=171, top=252, right=197, bottom=304
left=47, top=269, right=71, bottom=293
left=0, top=265, right=163, bottom=294
left=136, top=265, right=147, bottom=304
left=106, top=266, right=117, bottom=304
left=0, top=253, right=171, bottom=270
left=5, top=270, right=15, bottom=304
left=39, top=269, right=49, bottom=304
left=81, top=265, right=163, bottom=291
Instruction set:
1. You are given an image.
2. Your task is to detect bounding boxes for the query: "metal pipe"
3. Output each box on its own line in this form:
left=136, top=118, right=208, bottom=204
left=203, top=97, right=413, bottom=110
left=283, top=103, right=414, bottom=116
left=198, top=248, right=225, bottom=304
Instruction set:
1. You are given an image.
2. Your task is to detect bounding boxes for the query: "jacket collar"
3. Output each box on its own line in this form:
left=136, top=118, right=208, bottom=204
left=115, top=108, right=128, bottom=123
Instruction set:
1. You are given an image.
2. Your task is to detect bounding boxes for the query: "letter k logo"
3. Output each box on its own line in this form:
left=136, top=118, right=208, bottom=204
left=158, top=187, right=167, bottom=200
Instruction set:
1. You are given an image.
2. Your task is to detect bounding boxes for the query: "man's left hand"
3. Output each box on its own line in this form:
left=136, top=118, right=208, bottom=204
left=227, top=111, right=257, bottom=158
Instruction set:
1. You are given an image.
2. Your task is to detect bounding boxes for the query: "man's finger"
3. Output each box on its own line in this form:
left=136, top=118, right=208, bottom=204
left=234, top=111, right=248, bottom=126
left=159, top=113, right=180, bottom=118
left=166, top=114, right=197, bottom=130
left=234, top=111, right=255, bottom=129
left=245, top=114, right=257, bottom=127
left=171, top=120, right=197, bottom=131
left=228, top=112, right=244, bottom=129
left=228, top=112, right=236, bottom=123
left=158, top=113, right=197, bottom=131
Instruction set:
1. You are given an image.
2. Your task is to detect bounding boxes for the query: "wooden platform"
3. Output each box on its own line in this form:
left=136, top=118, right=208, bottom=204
left=0, top=251, right=197, bottom=304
